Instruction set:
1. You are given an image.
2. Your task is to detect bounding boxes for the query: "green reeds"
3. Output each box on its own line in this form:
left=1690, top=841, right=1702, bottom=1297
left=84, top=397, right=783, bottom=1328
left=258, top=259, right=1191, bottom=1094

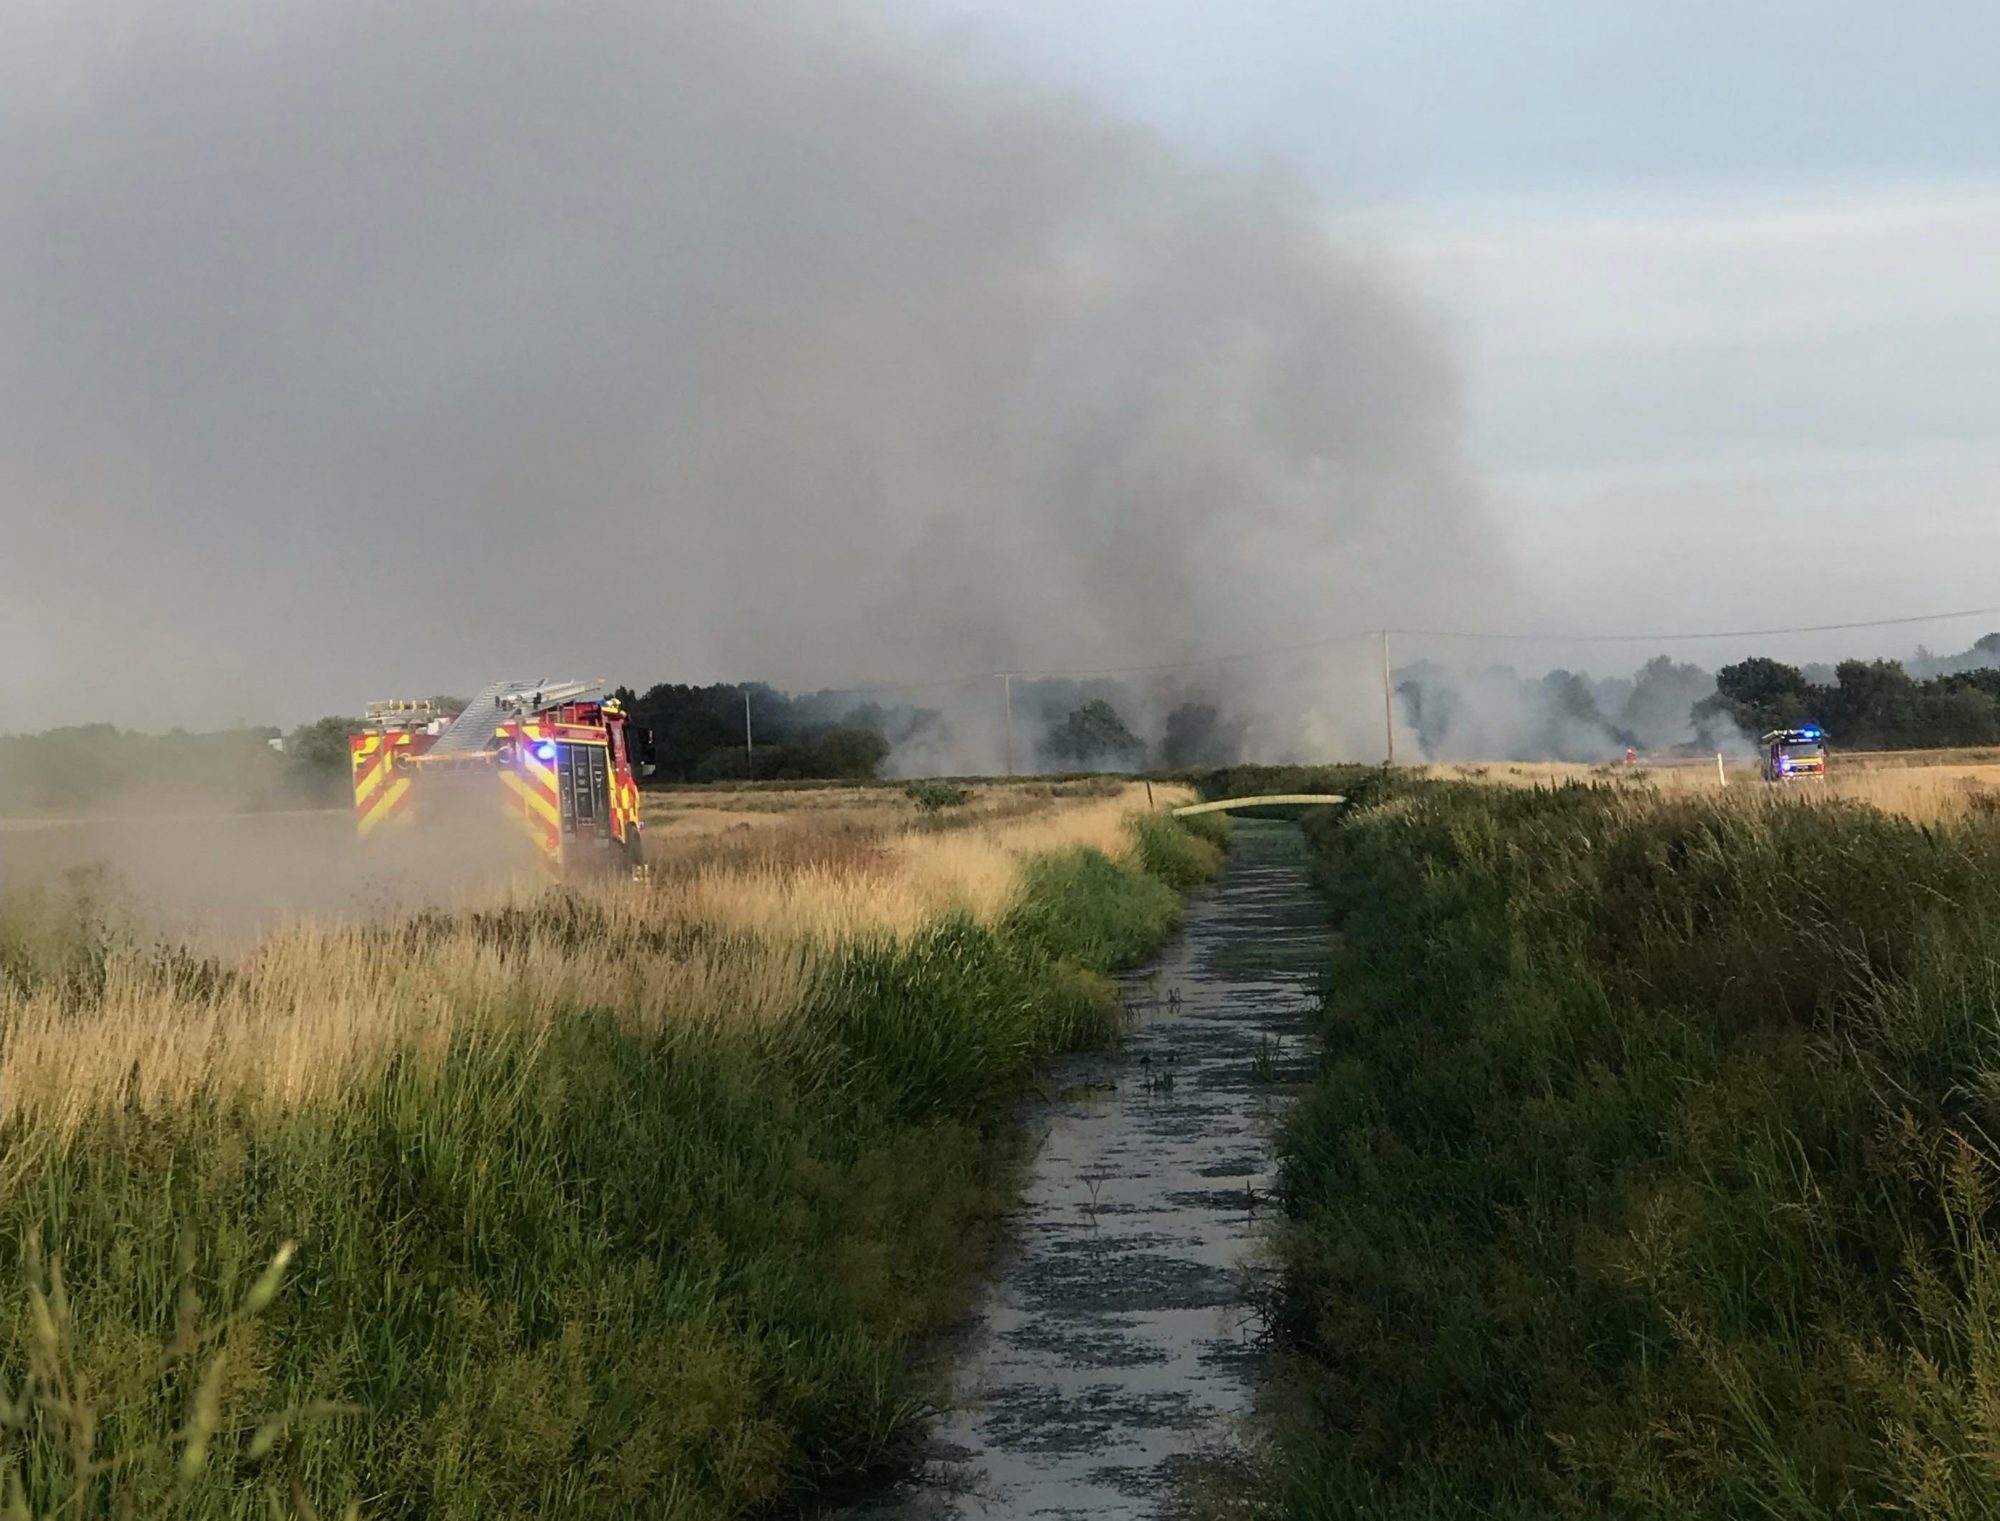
left=1266, top=778, right=2000, bottom=1518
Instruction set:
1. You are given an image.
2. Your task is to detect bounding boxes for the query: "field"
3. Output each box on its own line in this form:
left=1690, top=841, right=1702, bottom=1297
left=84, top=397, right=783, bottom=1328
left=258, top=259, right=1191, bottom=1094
left=1211, top=758, right=2000, bottom=1519
left=0, top=779, right=1222, bottom=1517
left=0, top=780, right=1176, bottom=938
left=24, top=750, right=2000, bottom=1519
left=1423, top=748, right=2000, bottom=824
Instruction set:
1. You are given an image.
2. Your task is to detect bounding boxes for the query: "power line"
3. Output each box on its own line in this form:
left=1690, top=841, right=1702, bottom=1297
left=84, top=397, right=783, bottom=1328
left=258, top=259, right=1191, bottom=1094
left=816, top=669, right=1017, bottom=699
left=1390, top=605, right=2000, bottom=645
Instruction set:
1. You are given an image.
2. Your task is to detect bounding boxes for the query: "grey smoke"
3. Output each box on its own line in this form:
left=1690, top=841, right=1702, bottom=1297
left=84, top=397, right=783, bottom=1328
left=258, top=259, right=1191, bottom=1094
left=1907, top=634, right=2000, bottom=680
left=1, top=0, right=1499, bottom=761
left=1393, top=652, right=1746, bottom=763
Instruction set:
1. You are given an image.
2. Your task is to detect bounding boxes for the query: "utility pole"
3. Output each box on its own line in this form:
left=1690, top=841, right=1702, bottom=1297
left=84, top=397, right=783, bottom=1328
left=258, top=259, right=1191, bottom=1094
left=1002, top=672, right=1016, bottom=777
left=744, top=689, right=754, bottom=765
left=1380, top=630, right=1395, bottom=767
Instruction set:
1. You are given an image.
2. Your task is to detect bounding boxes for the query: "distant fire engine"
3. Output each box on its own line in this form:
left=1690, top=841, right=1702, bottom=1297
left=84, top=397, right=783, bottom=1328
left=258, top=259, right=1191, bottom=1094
left=348, top=679, right=653, bottom=873
left=1759, top=726, right=1828, bottom=782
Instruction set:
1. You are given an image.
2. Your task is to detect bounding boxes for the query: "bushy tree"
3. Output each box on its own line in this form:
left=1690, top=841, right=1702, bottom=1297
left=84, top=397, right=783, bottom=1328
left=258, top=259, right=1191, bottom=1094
left=693, top=726, right=889, bottom=783
left=1823, top=660, right=1920, bottom=748
left=1621, top=656, right=1715, bottom=751
left=626, top=683, right=904, bottom=782
left=1541, top=670, right=1636, bottom=753
left=1159, top=702, right=1246, bottom=769
left=1932, top=685, right=2000, bottom=746
left=1042, top=700, right=1142, bottom=770
left=283, top=715, right=362, bottom=802
left=805, top=727, right=890, bottom=779
left=1697, top=657, right=1812, bottom=737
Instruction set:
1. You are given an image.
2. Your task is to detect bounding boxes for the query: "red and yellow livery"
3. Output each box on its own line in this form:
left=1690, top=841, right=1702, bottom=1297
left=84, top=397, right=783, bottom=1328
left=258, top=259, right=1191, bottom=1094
left=348, top=681, right=651, bottom=875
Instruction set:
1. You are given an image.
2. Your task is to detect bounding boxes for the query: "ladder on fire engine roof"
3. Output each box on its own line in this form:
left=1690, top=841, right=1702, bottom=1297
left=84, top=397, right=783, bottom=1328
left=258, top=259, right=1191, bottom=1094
left=426, top=678, right=607, bottom=756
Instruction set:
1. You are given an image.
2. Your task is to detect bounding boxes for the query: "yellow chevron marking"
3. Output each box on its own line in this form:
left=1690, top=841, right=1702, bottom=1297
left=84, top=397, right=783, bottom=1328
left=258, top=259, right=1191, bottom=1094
left=499, top=795, right=558, bottom=852
left=501, top=769, right=562, bottom=831
left=357, top=776, right=411, bottom=837
left=521, top=750, right=558, bottom=791
left=354, top=753, right=390, bottom=805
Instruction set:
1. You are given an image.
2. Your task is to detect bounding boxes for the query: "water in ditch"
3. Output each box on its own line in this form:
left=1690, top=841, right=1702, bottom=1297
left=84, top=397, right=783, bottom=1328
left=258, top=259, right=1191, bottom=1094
left=852, top=819, right=1329, bottom=1518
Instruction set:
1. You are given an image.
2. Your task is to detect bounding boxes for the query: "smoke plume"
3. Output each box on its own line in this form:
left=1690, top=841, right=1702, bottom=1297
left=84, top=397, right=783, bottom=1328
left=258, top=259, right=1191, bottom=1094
left=1, top=0, right=1499, bottom=762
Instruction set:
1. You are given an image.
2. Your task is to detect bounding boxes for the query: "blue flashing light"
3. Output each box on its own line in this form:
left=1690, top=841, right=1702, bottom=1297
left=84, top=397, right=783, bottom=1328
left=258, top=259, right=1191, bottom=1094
left=534, top=742, right=557, bottom=762
left=1799, top=726, right=1821, bottom=738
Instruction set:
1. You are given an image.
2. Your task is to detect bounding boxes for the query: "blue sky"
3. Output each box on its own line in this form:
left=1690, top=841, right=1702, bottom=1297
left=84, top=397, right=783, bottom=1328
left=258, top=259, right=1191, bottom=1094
left=889, top=1, right=2000, bottom=667
left=893, top=2, right=2000, bottom=198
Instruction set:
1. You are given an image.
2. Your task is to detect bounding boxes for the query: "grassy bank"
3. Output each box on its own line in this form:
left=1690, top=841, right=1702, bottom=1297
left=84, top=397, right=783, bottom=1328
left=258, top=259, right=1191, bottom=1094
left=0, top=799, right=1221, bottom=1517
left=1257, top=769, right=2000, bottom=1517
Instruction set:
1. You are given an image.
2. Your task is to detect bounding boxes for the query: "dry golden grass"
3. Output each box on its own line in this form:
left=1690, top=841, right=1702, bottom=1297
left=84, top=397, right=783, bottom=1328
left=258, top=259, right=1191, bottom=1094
left=1421, top=759, right=1739, bottom=791
left=638, top=778, right=1127, bottom=840
left=0, top=923, right=821, bottom=1140
left=0, top=781, right=1186, bottom=1141
left=1817, top=764, right=2000, bottom=823
left=1426, top=756, right=2000, bottom=825
left=643, top=782, right=1178, bottom=942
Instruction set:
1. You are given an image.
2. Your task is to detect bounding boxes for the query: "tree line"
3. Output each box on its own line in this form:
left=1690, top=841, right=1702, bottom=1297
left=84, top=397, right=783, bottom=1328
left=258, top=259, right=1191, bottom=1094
left=8, top=633, right=2000, bottom=814
left=612, top=682, right=1185, bottom=781
left=0, top=681, right=1213, bottom=813
left=1399, top=633, right=2000, bottom=761
left=1700, top=643, right=2000, bottom=750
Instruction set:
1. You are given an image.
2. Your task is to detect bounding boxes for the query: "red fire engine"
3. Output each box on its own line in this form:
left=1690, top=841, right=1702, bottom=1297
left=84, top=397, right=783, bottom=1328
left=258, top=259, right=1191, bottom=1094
left=348, top=679, right=653, bottom=874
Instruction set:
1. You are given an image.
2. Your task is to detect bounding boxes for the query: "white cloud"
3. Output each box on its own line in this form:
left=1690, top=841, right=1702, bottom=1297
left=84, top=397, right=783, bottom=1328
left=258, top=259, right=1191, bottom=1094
left=1392, top=182, right=2000, bottom=358
left=1345, top=183, right=2000, bottom=651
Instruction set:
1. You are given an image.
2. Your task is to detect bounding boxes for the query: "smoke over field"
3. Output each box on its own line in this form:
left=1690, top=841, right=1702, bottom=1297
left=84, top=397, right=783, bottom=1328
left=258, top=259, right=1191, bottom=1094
left=1, top=0, right=1498, bottom=759
left=1394, top=654, right=1735, bottom=763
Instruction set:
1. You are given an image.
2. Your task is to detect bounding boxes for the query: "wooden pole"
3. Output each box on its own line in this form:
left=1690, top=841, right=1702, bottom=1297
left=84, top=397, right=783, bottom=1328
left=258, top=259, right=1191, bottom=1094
left=1002, top=672, right=1016, bottom=777
left=744, top=689, right=754, bottom=764
left=1381, top=630, right=1395, bottom=767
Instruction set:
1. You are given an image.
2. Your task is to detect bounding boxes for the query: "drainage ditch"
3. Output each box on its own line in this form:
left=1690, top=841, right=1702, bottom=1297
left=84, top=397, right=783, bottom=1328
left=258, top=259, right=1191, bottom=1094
left=853, top=819, right=1330, bottom=1518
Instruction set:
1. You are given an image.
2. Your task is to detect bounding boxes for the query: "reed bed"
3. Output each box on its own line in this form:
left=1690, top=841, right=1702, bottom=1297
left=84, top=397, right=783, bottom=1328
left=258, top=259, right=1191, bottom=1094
left=1197, top=764, right=2000, bottom=1519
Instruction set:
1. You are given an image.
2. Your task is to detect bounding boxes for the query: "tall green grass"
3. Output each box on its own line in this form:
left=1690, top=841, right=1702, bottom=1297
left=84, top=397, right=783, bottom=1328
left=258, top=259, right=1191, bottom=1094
left=1133, top=811, right=1229, bottom=889
left=1267, top=777, right=2000, bottom=1518
left=0, top=819, right=1219, bottom=1518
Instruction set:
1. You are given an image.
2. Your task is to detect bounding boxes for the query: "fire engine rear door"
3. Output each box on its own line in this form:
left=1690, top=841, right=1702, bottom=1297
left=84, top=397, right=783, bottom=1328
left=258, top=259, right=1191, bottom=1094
left=556, top=743, right=614, bottom=840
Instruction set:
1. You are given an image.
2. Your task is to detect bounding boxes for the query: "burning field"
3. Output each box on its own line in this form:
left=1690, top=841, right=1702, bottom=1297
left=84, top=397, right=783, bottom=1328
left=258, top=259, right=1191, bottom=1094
left=0, top=780, right=1164, bottom=939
